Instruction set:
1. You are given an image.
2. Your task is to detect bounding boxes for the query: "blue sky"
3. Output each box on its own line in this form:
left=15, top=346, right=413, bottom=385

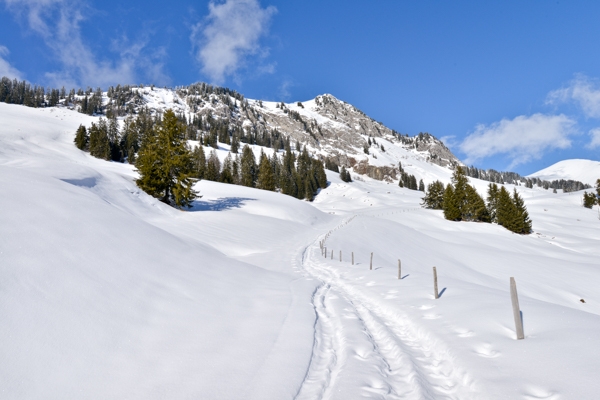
left=1, top=0, right=599, bottom=175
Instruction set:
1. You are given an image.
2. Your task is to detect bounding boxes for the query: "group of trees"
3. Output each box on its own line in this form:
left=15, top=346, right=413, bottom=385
left=422, top=167, right=532, bottom=234
left=461, top=164, right=590, bottom=193
left=190, top=141, right=327, bottom=201
left=74, top=108, right=328, bottom=206
left=582, top=179, right=600, bottom=209
left=397, top=162, right=423, bottom=191
left=73, top=108, right=155, bottom=163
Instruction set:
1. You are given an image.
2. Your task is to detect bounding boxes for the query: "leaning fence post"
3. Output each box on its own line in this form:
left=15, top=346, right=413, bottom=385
left=510, top=277, right=525, bottom=340
left=398, top=260, right=401, bottom=279
left=331, top=250, right=333, bottom=260
left=433, top=266, right=439, bottom=299
left=352, top=252, right=354, bottom=265
left=339, top=250, right=342, bottom=262
left=324, top=247, right=327, bottom=258
left=370, top=252, right=373, bottom=270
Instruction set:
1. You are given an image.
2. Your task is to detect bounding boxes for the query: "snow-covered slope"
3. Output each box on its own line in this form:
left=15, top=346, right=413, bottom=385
left=2, top=101, right=600, bottom=399
left=529, top=159, right=600, bottom=186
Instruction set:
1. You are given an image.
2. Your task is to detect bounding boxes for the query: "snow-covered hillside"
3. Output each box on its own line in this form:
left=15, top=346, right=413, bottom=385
left=2, top=101, right=600, bottom=399
left=529, top=159, right=600, bottom=186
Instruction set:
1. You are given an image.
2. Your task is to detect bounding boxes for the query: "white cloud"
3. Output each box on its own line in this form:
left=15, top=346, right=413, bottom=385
left=191, top=0, right=276, bottom=84
left=460, top=114, right=577, bottom=168
left=546, top=74, right=600, bottom=118
left=0, top=45, right=23, bottom=79
left=2, top=0, right=169, bottom=88
left=587, top=128, right=600, bottom=149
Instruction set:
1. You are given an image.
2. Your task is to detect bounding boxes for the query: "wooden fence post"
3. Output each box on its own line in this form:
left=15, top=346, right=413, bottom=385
left=510, top=277, right=525, bottom=340
left=370, top=252, right=373, bottom=270
left=324, top=247, right=327, bottom=258
left=352, top=252, right=354, bottom=265
left=433, top=266, right=439, bottom=299
left=398, top=259, right=401, bottom=280
left=339, top=250, right=342, bottom=262
left=331, top=250, right=333, bottom=260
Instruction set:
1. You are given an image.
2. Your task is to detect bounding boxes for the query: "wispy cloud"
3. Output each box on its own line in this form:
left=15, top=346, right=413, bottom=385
left=0, top=45, right=23, bottom=79
left=191, top=0, right=276, bottom=84
left=2, top=0, right=169, bottom=88
left=587, top=127, right=600, bottom=149
left=546, top=74, right=600, bottom=118
left=460, top=114, right=577, bottom=168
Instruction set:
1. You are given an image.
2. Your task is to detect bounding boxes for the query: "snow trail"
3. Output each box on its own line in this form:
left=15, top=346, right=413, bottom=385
left=296, top=215, right=477, bottom=399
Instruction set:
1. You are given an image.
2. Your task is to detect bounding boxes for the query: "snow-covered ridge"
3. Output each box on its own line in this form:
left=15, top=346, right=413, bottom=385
left=529, top=159, right=600, bottom=186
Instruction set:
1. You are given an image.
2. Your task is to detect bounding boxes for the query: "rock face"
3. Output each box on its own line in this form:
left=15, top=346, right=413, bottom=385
left=104, top=84, right=462, bottom=178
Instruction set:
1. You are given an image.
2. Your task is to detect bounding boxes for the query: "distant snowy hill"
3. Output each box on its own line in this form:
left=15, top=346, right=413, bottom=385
left=529, top=159, right=600, bottom=186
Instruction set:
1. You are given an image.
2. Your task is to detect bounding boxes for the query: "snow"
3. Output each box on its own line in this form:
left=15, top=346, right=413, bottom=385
left=2, top=101, right=600, bottom=399
left=529, top=159, right=600, bottom=186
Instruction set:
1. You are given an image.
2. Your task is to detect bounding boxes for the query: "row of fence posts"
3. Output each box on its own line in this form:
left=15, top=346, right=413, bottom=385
left=318, top=240, right=525, bottom=340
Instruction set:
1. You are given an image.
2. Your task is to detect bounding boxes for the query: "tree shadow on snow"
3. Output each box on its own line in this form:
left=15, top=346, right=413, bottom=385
left=190, top=197, right=256, bottom=212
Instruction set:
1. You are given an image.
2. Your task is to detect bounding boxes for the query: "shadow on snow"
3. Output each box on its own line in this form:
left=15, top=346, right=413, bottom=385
left=190, top=197, right=256, bottom=212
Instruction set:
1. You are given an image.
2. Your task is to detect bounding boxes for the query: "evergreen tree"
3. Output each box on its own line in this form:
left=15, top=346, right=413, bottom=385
left=583, top=191, right=597, bottom=208
left=205, top=150, right=221, bottom=182
left=191, top=145, right=206, bottom=179
left=108, top=116, right=121, bottom=161
left=339, top=166, right=352, bottom=182
left=443, top=184, right=461, bottom=221
left=486, top=183, right=500, bottom=223
left=257, top=151, right=276, bottom=190
left=220, top=153, right=235, bottom=184
left=464, top=185, right=490, bottom=222
left=451, top=166, right=469, bottom=219
left=418, top=179, right=425, bottom=192
left=135, top=109, right=197, bottom=208
left=512, top=189, right=532, bottom=234
left=496, top=186, right=517, bottom=231
left=240, top=145, right=257, bottom=187
left=314, top=159, right=327, bottom=189
left=422, top=180, right=445, bottom=209
left=89, top=120, right=110, bottom=160
left=74, top=124, right=88, bottom=151
left=596, top=179, right=600, bottom=198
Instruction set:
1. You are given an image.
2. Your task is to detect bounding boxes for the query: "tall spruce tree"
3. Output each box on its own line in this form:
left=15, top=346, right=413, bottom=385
left=422, top=180, right=445, bottom=209
left=135, top=109, right=197, bottom=208
left=512, top=189, right=532, bottom=234
left=486, top=183, right=500, bottom=223
left=74, top=124, right=88, bottom=151
left=443, top=184, right=461, bottom=221
left=205, top=150, right=221, bottom=182
left=191, top=145, right=206, bottom=179
left=240, top=145, right=257, bottom=187
left=583, top=191, right=597, bottom=208
left=496, top=186, right=517, bottom=231
left=257, top=150, right=276, bottom=191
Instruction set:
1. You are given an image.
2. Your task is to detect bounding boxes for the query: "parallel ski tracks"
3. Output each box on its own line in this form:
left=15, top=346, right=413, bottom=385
left=295, top=216, right=476, bottom=400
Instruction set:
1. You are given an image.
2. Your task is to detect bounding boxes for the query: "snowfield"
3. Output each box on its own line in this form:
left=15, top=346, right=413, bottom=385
left=1, top=102, right=600, bottom=399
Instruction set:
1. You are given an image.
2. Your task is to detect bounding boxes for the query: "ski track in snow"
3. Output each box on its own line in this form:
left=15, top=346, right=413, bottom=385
left=295, top=213, right=477, bottom=400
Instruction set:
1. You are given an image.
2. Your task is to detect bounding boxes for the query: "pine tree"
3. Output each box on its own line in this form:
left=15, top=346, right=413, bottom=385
left=464, top=185, right=490, bottom=222
left=512, top=189, right=532, bottom=234
left=74, top=124, right=88, bottom=151
left=257, top=151, right=276, bottom=191
left=451, top=166, right=469, bottom=219
left=422, top=180, right=445, bottom=209
left=339, top=166, right=352, bottom=182
left=220, top=153, right=234, bottom=184
left=205, top=150, right=221, bottom=182
left=191, top=145, right=206, bottom=179
left=240, top=145, right=257, bottom=187
left=486, top=183, right=500, bottom=223
left=135, top=109, right=197, bottom=208
left=496, top=186, right=517, bottom=231
left=418, top=179, right=425, bottom=192
left=443, top=184, right=461, bottom=221
left=583, top=191, right=597, bottom=208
